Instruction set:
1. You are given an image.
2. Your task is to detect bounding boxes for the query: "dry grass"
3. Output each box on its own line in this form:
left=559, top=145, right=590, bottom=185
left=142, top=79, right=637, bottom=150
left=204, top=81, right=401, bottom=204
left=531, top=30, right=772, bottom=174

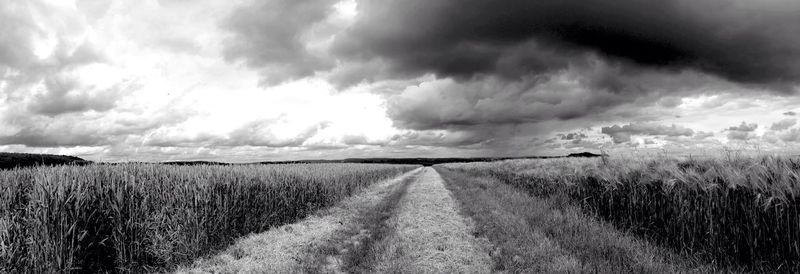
left=0, top=163, right=417, bottom=273
left=437, top=167, right=719, bottom=273
left=442, top=154, right=800, bottom=271
left=369, top=167, right=493, bottom=274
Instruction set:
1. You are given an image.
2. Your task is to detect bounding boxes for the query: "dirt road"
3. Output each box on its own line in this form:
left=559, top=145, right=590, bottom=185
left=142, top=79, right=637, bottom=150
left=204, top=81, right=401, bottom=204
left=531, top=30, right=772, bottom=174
left=177, top=167, right=492, bottom=274
left=174, top=165, right=719, bottom=274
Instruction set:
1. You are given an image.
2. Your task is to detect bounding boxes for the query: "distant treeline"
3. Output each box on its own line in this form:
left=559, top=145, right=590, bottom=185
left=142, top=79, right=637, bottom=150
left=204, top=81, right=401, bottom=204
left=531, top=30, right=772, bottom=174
left=262, top=157, right=553, bottom=166
left=0, top=152, right=91, bottom=170
left=162, top=153, right=603, bottom=166
left=1, top=152, right=604, bottom=169
left=263, top=152, right=604, bottom=166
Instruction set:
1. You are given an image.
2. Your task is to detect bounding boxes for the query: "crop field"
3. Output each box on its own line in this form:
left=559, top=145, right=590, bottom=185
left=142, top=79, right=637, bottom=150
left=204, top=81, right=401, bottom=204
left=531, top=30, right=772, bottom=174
left=0, top=163, right=416, bottom=273
left=440, top=155, right=800, bottom=272
left=2, top=155, right=799, bottom=273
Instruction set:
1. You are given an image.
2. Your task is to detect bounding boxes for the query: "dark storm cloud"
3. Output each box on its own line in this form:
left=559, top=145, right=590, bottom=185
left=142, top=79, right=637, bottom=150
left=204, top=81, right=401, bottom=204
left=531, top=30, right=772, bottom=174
left=390, top=130, right=491, bottom=148
left=333, top=0, right=800, bottom=88
left=601, top=123, right=694, bottom=144
left=221, top=0, right=800, bottom=152
left=770, top=119, right=797, bottom=131
left=385, top=67, right=694, bottom=131
left=222, top=0, right=338, bottom=84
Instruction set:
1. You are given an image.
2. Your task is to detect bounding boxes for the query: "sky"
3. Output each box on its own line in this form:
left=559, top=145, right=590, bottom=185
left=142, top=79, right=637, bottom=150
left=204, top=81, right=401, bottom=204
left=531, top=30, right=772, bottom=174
left=1, top=0, right=800, bottom=162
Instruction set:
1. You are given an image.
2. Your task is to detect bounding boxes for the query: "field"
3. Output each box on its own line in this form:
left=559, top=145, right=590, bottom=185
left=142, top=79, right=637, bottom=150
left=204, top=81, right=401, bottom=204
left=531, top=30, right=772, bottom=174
left=2, top=155, right=799, bottom=273
left=0, top=163, right=416, bottom=273
left=440, top=155, right=800, bottom=272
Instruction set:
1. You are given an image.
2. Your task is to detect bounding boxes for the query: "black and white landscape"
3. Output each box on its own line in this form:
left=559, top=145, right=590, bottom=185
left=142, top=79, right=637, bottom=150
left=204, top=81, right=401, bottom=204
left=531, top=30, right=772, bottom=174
left=2, top=1, right=800, bottom=273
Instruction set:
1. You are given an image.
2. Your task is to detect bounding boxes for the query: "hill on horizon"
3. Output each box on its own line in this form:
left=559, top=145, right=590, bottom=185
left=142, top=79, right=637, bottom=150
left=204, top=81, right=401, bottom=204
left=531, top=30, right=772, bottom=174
left=0, top=152, right=91, bottom=170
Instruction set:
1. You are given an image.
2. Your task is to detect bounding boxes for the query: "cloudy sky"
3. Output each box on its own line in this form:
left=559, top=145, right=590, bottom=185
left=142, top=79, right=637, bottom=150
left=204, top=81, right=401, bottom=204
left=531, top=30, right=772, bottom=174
left=1, top=0, right=800, bottom=162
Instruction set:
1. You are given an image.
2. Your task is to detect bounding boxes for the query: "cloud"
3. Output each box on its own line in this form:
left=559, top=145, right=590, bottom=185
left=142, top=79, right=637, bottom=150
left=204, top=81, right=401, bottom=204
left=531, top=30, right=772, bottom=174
left=223, top=120, right=330, bottom=147
left=0, top=2, right=41, bottom=73
left=562, top=138, right=604, bottom=150
left=0, top=2, right=104, bottom=89
left=0, top=130, right=107, bottom=148
left=784, top=111, right=797, bottom=116
left=560, top=132, right=587, bottom=140
left=145, top=119, right=332, bottom=148
left=601, top=123, right=694, bottom=144
left=386, top=61, right=711, bottom=131
left=26, top=75, right=127, bottom=116
left=657, top=97, right=683, bottom=108
left=389, top=130, right=490, bottom=148
left=0, top=0, right=120, bottom=123
left=76, top=0, right=112, bottom=23
left=693, top=131, right=714, bottom=140
left=5, top=0, right=800, bottom=160
left=770, top=119, right=797, bottom=131
left=222, top=0, right=339, bottom=85
left=728, top=122, right=758, bottom=132
left=211, top=0, right=800, bottom=158
left=0, top=118, right=111, bottom=147
left=726, top=122, right=758, bottom=140
left=332, top=0, right=800, bottom=88
left=778, top=128, right=800, bottom=143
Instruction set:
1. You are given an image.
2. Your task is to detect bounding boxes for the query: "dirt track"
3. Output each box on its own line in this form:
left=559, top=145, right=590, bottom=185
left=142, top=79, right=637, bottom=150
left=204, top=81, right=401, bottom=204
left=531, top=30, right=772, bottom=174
left=367, top=167, right=492, bottom=273
left=176, top=167, right=491, bottom=274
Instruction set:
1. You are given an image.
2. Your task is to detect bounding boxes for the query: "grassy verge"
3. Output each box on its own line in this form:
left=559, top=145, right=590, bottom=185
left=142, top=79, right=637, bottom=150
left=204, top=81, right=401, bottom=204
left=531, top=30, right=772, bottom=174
left=436, top=166, right=722, bottom=273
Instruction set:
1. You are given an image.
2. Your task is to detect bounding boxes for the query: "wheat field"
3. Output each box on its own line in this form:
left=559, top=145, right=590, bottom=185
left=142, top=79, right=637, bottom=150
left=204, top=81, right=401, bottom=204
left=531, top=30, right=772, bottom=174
left=441, top=154, right=800, bottom=271
left=0, top=163, right=417, bottom=273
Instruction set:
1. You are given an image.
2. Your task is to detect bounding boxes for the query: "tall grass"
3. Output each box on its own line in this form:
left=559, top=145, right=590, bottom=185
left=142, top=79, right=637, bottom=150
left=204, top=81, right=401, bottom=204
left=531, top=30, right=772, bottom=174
left=442, top=155, right=800, bottom=270
left=0, top=163, right=416, bottom=273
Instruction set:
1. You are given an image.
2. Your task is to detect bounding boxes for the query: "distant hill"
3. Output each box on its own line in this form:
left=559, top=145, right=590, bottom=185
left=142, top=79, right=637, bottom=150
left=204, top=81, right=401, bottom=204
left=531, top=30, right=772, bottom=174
left=0, top=152, right=91, bottom=170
